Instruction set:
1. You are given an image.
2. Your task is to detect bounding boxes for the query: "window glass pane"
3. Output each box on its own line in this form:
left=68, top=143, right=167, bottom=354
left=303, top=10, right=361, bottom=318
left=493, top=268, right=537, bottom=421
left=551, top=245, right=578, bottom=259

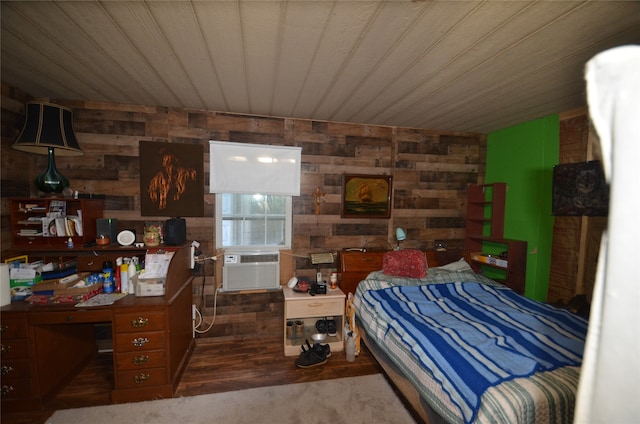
left=218, top=193, right=289, bottom=248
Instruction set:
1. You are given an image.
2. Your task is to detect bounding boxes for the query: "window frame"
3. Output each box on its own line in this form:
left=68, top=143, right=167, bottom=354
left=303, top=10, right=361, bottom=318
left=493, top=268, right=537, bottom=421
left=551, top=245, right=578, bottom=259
left=215, top=193, right=293, bottom=251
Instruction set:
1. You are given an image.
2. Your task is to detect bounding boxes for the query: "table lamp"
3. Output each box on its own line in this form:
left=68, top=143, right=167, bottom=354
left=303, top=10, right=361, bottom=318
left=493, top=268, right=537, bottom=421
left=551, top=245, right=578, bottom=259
left=395, top=227, right=407, bottom=250
left=12, top=102, right=83, bottom=194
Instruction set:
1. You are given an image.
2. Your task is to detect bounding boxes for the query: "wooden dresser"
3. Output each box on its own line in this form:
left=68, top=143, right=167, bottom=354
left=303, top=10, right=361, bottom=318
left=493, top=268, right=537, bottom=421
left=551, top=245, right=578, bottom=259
left=338, top=250, right=387, bottom=295
left=0, top=245, right=195, bottom=410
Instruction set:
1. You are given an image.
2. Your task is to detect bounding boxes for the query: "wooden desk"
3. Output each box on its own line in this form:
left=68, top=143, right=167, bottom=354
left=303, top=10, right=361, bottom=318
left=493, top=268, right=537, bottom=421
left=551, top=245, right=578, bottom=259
left=0, top=245, right=195, bottom=411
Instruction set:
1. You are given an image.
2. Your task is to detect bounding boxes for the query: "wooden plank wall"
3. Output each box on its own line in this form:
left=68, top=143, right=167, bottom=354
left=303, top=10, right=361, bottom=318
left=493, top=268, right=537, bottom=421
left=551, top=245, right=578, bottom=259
left=547, top=111, right=608, bottom=304
left=1, top=83, right=486, bottom=339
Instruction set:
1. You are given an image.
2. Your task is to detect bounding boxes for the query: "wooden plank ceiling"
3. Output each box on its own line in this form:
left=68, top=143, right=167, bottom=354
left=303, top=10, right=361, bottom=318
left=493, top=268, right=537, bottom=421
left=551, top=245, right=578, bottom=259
left=2, top=1, right=639, bottom=133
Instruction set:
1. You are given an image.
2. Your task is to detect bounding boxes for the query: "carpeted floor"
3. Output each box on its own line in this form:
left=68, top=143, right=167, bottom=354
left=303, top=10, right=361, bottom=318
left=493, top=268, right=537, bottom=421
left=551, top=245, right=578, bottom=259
left=46, top=373, right=418, bottom=424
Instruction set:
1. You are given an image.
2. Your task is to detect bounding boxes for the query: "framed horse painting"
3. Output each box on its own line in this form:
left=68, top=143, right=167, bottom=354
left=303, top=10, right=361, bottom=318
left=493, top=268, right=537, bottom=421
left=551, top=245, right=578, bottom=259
left=139, top=141, right=204, bottom=217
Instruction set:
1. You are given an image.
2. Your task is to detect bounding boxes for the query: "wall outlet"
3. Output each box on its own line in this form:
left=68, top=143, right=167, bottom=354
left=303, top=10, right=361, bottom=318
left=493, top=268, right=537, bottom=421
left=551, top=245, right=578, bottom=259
left=190, top=245, right=195, bottom=269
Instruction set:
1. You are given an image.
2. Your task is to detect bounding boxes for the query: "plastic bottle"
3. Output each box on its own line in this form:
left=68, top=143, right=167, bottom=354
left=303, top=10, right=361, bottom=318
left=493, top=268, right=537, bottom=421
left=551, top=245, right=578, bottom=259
left=115, top=257, right=123, bottom=292
left=127, top=258, right=137, bottom=294
left=132, top=256, right=141, bottom=272
left=345, top=332, right=356, bottom=362
left=66, top=237, right=74, bottom=249
left=102, top=261, right=114, bottom=293
left=120, top=258, right=129, bottom=294
left=330, top=270, right=338, bottom=289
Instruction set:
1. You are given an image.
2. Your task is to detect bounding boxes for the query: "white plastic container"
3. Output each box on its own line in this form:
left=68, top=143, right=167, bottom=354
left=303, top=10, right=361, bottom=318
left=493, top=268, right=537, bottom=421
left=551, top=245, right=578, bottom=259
left=345, top=333, right=356, bottom=362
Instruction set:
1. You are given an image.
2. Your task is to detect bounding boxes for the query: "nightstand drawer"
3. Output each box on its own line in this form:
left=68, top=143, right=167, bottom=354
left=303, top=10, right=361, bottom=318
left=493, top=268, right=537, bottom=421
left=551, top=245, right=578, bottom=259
left=286, top=298, right=344, bottom=319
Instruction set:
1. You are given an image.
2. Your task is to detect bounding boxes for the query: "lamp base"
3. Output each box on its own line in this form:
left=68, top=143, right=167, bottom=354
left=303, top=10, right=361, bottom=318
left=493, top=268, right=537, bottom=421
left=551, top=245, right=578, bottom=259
left=35, top=147, right=69, bottom=193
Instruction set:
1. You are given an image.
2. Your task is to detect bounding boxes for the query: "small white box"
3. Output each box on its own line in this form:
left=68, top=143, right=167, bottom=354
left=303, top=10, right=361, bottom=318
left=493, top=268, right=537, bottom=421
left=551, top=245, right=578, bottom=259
left=132, top=275, right=165, bottom=297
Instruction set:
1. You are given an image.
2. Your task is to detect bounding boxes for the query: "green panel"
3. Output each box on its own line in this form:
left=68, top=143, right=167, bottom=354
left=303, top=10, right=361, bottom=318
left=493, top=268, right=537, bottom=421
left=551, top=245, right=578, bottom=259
left=486, top=115, right=559, bottom=301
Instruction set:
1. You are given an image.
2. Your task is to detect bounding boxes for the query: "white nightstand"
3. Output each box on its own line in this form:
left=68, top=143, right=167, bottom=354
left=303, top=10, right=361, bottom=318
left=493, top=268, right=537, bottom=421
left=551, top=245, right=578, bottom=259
left=283, top=286, right=346, bottom=356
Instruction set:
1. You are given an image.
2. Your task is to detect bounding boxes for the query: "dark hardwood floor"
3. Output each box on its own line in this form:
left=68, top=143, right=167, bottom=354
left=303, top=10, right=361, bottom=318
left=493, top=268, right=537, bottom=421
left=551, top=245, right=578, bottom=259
left=1, top=336, right=383, bottom=424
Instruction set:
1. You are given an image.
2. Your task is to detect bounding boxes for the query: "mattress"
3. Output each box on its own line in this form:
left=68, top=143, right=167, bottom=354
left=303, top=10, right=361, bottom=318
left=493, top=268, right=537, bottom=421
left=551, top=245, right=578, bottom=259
left=353, top=271, right=588, bottom=424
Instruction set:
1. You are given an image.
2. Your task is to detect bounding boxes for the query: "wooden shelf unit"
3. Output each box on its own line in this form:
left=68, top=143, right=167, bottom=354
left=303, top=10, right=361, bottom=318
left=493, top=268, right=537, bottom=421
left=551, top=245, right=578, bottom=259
left=10, top=198, right=104, bottom=249
left=465, top=183, right=506, bottom=244
left=465, top=183, right=527, bottom=295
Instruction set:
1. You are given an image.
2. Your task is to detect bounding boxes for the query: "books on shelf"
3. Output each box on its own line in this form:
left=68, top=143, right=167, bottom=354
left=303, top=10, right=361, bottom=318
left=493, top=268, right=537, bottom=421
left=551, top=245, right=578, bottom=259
left=40, top=215, right=83, bottom=237
left=471, top=252, right=508, bottom=268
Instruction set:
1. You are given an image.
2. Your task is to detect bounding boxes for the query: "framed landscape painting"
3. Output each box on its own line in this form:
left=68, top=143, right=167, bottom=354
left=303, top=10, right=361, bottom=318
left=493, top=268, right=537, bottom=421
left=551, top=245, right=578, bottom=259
left=341, top=174, right=392, bottom=219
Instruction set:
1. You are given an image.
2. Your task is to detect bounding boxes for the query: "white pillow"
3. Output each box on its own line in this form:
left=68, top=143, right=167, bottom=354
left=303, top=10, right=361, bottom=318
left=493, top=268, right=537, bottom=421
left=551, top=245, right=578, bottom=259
left=433, top=257, right=473, bottom=272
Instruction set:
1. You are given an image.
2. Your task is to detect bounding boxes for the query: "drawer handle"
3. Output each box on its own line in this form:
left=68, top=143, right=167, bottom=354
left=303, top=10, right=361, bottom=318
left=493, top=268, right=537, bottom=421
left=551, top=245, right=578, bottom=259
left=133, top=354, right=150, bottom=365
left=131, top=317, right=149, bottom=328
left=134, top=372, right=150, bottom=384
left=0, top=344, right=10, bottom=355
left=1, top=366, right=14, bottom=376
left=308, top=303, right=324, bottom=307
left=1, top=385, right=15, bottom=396
left=0, top=325, right=7, bottom=334
left=132, top=337, right=149, bottom=347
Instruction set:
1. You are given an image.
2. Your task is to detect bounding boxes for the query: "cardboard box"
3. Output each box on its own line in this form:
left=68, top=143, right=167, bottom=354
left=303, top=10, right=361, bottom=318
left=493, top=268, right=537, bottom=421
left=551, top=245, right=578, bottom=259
left=32, top=273, right=91, bottom=292
left=27, top=273, right=103, bottom=304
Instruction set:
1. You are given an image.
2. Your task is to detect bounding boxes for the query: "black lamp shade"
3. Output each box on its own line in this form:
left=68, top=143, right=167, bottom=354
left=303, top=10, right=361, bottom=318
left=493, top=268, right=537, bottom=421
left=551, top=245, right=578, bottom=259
left=13, top=102, right=83, bottom=156
left=12, top=102, right=83, bottom=193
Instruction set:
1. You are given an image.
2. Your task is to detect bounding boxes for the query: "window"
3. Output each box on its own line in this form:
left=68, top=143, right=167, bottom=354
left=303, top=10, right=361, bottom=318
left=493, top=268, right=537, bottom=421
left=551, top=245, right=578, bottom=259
left=215, top=193, right=292, bottom=249
left=209, top=141, right=300, bottom=251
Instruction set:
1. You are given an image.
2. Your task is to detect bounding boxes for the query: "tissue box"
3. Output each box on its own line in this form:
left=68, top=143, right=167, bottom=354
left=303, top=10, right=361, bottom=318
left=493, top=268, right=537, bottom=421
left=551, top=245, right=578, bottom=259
left=132, top=275, right=165, bottom=297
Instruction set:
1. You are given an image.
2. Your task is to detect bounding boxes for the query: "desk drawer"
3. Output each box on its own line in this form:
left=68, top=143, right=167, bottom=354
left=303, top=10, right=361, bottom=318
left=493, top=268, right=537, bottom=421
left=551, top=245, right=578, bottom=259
left=286, top=298, right=344, bottom=319
left=116, top=367, right=167, bottom=390
left=1, top=378, right=32, bottom=400
left=114, top=311, right=165, bottom=333
left=0, top=319, right=27, bottom=339
left=29, top=309, right=112, bottom=325
left=1, top=339, right=29, bottom=360
left=114, top=331, right=166, bottom=352
left=340, top=252, right=384, bottom=271
left=115, top=350, right=166, bottom=370
left=1, top=358, right=32, bottom=379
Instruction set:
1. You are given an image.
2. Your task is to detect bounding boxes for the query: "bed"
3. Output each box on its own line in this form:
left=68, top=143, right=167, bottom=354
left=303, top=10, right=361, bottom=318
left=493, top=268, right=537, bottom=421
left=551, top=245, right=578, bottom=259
left=351, top=251, right=588, bottom=424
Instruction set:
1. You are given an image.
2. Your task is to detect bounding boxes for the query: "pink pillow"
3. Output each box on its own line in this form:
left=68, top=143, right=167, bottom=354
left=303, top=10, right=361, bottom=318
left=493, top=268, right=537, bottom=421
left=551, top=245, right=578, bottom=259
left=382, top=249, right=427, bottom=278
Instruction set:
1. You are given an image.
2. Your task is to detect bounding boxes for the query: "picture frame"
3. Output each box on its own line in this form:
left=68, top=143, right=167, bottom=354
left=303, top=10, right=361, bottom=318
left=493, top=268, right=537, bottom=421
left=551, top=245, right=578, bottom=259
left=552, top=160, right=609, bottom=216
left=341, top=174, right=392, bottom=219
left=139, top=141, right=205, bottom=217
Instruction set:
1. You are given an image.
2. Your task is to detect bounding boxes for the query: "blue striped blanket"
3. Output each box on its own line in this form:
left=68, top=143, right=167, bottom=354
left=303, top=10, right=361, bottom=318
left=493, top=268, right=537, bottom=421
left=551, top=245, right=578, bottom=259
left=361, top=282, right=588, bottom=423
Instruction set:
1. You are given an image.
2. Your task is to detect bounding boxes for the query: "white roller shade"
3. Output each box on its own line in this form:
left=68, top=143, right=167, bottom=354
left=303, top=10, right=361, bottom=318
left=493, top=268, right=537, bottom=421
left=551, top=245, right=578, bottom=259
left=209, top=141, right=301, bottom=195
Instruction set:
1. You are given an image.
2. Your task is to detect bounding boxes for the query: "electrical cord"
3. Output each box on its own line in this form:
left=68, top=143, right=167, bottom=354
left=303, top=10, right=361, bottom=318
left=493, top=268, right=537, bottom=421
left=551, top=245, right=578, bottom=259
left=194, top=281, right=223, bottom=334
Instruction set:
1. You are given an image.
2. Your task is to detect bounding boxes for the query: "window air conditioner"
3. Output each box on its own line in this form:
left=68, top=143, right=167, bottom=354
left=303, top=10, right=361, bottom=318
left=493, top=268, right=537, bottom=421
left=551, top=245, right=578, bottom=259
left=222, top=251, right=280, bottom=292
